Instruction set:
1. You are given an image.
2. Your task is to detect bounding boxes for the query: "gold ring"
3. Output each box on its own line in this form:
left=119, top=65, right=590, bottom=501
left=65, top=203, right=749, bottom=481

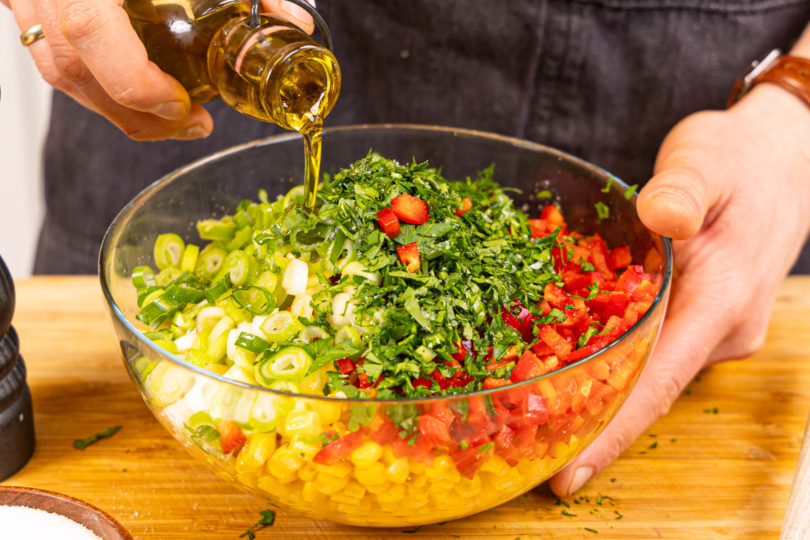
left=20, top=24, right=45, bottom=47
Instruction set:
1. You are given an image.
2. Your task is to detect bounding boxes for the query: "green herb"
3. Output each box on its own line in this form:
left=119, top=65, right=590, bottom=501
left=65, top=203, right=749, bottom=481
left=240, top=510, right=275, bottom=539
left=561, top=510, right=577, bottom=517
left=595, top=202, right=610, bottom=222
left=649, top=434, right=657, bottom=437
left=705, top=407, right=719, bottom=414
left=403, top=526, right=423, bottom=534
left=601, top=179, right=612, bottom=193
left=649, top=442, right=658, bottom=449
left=457, top=441, right=469, bottom=451
left=671, top=439, right=677, bottom=443
left=479, top=442, right=495, bottom=453
left=537, top=190, right=553, bottom=198
left=585, top=528, right=598, bottom=534
left=73, top=426, right=122, bottom=450
left=624, top=185, right=638, bottom=199
left=561, top=501, right=570, bottom=508
left=614, top=511, right=623, bottom=520
left=685, top=389, right=692, bottom=395
left=347, top=404, right=377, bottom=432
left=581, top=261, right=596, bottom=272
left=610, top=478, right=617, bottom=483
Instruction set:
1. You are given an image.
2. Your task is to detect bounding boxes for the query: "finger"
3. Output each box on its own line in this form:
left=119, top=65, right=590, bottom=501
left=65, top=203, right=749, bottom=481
left=548, top=274, right=729, bottom=496
left=637, top=137, right=730, bottom=241
left=262, top=0, right=315, bottom=34
left=55, top=0, right=191, bottom=119
left=10, top=0, right=98, bottom=111
left=32, top=0, right=212, bottom=140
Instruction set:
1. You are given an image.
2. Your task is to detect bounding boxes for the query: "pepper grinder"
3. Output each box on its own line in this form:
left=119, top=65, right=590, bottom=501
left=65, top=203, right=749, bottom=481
left=0, top=255, right=35, bottom=481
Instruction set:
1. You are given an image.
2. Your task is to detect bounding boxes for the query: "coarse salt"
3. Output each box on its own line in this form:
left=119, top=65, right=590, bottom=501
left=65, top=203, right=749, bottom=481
left=0, top=505, right=103, bottom=540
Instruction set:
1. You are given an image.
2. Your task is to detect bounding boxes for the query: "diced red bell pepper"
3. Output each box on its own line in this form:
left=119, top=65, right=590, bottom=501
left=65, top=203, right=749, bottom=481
left=560, top=263, right=592, bottom=291
left=396, top=242, right=421, bottom=273
left=454, top=197, right=473, bottom=217
left=608, top=246, right=632, bottom=269
left=391, top=431, right=435, bottom=463
left=510, top=349, right=545, bottom=382
left=412, top=377, right=433, bottom=390
left=528, top=219, right=548, bottom=238
left=451, top=340, right=475, bottom=363
left=450, top=441, right=495, bottom=479
left=418, top=415, right=452, bottom=447
left=538, top=325, right=573, bottom=360
left=513, top=425, right=539, bottom=459
left=631, top=280, right=658, bottom=303
left=217, top=420, right=247, bottom=455
left=336, top=357, right=355, bottom=375
left=540, top=204, right=566, bottom=230
left=313, top=431, right=364, bottom=465
left=376, top=207, right=401, bottom=238
left=370, top=416, right=400, bottom=445
left=483, top=377, right=510, bottom=389
left=391, top=193, right=430, bottom=225
left=618, top=265, right=651, bottom=293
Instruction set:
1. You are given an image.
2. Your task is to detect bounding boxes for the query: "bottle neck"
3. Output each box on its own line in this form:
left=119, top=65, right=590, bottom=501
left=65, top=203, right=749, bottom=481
left=208, top=15, right=341, bottom=129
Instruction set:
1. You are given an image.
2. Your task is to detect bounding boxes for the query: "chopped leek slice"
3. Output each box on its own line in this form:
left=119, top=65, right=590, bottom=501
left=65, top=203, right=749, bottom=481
left=282, top=185, right=305, bottom=209
left=132, top=266, right=156, bottom=289
left=187, top=348, right=216, bottom=368
left=225, top=226, right=253, bottom=252
left=153, top=339, right=179, bottom=355
left=235, top=331, right=271, bottom=354
left=136, top=292, right=181, bottom=329
left=255, top=347, right=312, bottom=385
left=154, top=233, right=185, bottom=270
left=261, top=311, right=304, bottom=343
left=204, top=276, right=232, bottom=303
left=197, top=219, right=237, bottom=241
left=144, top=329, right=174, bottom=342
left=300, top=326, right=329, bottom=344
left=217, top=250, right=254, bottom=287
left=180, top=244, right=200, bottom=272
left=335, top=325, right=362, bottom=349
left=196, top=247, right=228, bottom=281
left=231, top=286, right=275, bottom=315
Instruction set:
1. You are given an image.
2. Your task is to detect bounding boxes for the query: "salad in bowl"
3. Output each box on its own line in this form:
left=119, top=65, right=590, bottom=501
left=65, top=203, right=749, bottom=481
left=100, top=126, right=671, bottom=527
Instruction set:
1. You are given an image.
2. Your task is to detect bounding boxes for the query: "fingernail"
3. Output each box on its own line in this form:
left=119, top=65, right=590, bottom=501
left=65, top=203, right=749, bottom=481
left=281, top=0, right=311, bottom=22
left=568, top=466, right=593, bottom=495
left=150, top=101, right=188, bottom=120
left=170, top=124, right=209, bottom=140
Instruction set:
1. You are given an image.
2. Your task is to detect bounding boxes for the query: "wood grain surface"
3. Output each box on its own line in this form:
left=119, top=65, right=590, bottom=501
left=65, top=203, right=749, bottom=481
left=3, top=276, right=809, bottom=540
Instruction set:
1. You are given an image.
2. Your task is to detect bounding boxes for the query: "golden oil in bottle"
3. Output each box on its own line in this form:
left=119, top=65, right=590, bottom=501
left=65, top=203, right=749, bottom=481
left=124, top=0, right=341, bottom=209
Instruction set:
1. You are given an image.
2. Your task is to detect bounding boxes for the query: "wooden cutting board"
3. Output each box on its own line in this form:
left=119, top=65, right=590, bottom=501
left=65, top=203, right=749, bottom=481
left=3, top=276, right=809, bottom=539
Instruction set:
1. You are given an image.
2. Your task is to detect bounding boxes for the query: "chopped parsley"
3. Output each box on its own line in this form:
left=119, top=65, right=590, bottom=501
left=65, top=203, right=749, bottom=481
left=240, top=510, right=275, bottom=539
left=624, top=184, right=638, bottom=199
left=595, top=202, right=610, bottom=222
left=73, top=425, right=122, bottom=450
left=561, top=510, right=577, bottom=517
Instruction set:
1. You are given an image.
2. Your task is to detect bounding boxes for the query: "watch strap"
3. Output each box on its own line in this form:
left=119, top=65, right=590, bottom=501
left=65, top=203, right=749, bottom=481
left=728, top=53, right=810, bottom=108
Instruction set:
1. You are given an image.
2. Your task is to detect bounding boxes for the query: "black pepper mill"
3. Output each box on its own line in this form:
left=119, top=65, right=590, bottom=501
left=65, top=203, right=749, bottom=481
left=0, top=255, right=35, bottom=481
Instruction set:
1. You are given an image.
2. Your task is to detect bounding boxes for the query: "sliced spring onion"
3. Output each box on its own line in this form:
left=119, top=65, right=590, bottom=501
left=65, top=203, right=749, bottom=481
left=231, top=286, right=275, bottom=315
left=300, top=326, right=328, bottom=344
left=216, top=250, right=254, bottom=287
left=204, top=276, right=232, bottom=304
left=156, top=267, right=184, bottom=286
left=255, top=347, right=312, bottom=384
left=290, top=223, right=332, bottom=252
left=197, top=219, right=237, bottom=241
left=138, top=286, right=164, bottom=308
left=233, top=209, right=254, bottom=230
left=187, top=348, right=216, bottom=368
left=166, top=281, right=206, bottom=304
left=225, top=226, right=253, bottom=252
left=282, top=258, right=308, bottom=296
left=327, top=228, right=347, bottom=265
left=180, top=244, right=200, bottom=273
left=144, top=329, right=174, bottom=342
left=209, top=315, right=235, bottom=345
left=224, top=298, right=252, bottom=325
left=248, top=394, right=279, bottom=433
left=153, top=233, right=185, bottom=270
left=282, top=185, right=305, bottom=209
left=196, top=247, right=228, bottom=281
left=196, top=306, right=226, bottom=334
left=136, top=292, right=181, bottom=329
left=132, top=266, right=156, bottom=289
left=335, top=325, right=362, bottom=349
left=261, top=311, right=304, bottom=343
left=342, top=261, right=382, bottom=286
left=153, top=339, right=179, bottom=355
left=235, top=331, right=271, bottom=354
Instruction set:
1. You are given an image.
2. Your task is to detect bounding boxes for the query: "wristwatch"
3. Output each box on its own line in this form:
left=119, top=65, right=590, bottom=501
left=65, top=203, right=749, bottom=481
left=728, top=49, right=810, bottom=108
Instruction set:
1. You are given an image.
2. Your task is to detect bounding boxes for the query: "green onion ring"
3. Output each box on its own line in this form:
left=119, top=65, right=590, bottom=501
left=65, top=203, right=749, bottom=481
left=231, top=286, right=275, bottom=315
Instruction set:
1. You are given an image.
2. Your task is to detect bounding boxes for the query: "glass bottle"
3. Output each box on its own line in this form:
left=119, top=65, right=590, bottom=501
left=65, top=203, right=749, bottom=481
left=123, top=0, right=341, bottom=130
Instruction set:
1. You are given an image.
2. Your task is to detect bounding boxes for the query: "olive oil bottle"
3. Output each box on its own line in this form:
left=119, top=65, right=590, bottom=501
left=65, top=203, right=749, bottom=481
left=124, top=0, right=341, bottom=209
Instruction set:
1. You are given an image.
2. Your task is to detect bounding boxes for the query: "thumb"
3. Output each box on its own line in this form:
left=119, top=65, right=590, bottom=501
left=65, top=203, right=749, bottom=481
left=262, top=0, right=316, bottom=34
left=637, top=146, right=725, bottom=241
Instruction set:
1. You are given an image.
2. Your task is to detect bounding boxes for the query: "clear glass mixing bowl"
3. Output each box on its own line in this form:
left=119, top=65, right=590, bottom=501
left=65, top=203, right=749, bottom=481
left=100, top=125, right=672, bottom=527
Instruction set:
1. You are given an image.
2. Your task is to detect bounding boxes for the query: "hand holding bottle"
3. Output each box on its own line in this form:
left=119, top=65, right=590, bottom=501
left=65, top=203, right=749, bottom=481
left=5, top=0, right=314, bottom=140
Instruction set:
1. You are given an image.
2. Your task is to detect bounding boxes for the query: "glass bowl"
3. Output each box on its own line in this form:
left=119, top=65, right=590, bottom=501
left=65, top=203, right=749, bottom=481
left=99, top=125, right=672, bottom=527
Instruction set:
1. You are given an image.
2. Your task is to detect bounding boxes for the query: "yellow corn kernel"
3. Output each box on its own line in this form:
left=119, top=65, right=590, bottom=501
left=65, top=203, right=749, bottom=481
left=365, top=480, right=391, bottom=495
left=284, top=410, right=322, bottom=437
left=315, top=471, right=349, bottom=495
left=384, top=457, right=410, bottom=484
left=350, top=441, right=383, bottom=469
left=330, top=492, right=362, bottom=505
left=424, top=455, right=460, bottom=483
left=497, top=467, right=522, bottom=490
left=354, top=462, right=386, bottom=486
left=309, top=399, right=344, bottom=426
left=236, top=472, right=258, bottom=489
left=480, top=454, right=509, bottom=477
left=302, top=481, right=318, bottom=502
left=454, top=474, right=482, bottom=498
left=311, top=461, right=352, bottom=478
left=376, top=483, right=406, bottom=503
left=381, top=446, right=398, bottom=466
left=337, top=501, right=372, bottom=517
left=298, top=465, right=317, bottom=482
left=236, top=433, right=277, bottom=473
left=428, top=480, right=456, bottom=494
left=408, top=459, right=427, bottom=475
left=343, top=480, right=366, bottom=500
left=258, top=472, right=288, bottom=495
left=289, top=438, right=320, bottom=461
left=430, top=489, right=453, bottom=506
left=409, top=474, right=428, bottom=488
left=267, top=447, right=304, bottom=483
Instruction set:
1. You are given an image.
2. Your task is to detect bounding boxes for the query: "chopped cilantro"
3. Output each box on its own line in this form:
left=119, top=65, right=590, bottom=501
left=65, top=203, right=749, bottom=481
left=403, top=526, right=423, bottom=533
left=624, top=185, right=638, bottom=199
left=595, top=202, right=610, bottom=221
left=585, top=528, right=598, bottom=534
left=561, top=510, right=577, bottom=517
left=649, top=442, right=658, bottom=449
left=240, top=510, right=275, bottom=539
left=601, top=178, right=613, bottom=193
left=73, top=425, right=122, bottom=450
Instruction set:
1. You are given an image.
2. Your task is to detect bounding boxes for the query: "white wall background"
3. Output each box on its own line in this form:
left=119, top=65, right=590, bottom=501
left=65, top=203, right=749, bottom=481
left=1, top=9, right=51, bottom=278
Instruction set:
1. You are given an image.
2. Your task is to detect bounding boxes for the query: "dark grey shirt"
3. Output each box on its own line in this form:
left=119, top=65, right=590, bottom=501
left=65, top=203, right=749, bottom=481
left=35, top=0, right=810, bottom=274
